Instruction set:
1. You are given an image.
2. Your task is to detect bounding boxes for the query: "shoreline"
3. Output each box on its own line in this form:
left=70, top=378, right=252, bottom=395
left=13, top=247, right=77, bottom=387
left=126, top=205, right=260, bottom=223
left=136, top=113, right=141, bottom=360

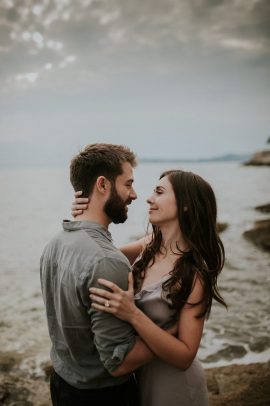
left=1, top=352, right=269, bottom=405
left=1, top=271, right=269, bottom=405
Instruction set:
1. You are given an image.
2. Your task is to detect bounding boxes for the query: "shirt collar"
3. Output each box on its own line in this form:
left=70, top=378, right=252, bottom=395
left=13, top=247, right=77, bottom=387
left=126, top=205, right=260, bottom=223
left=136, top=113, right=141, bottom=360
left=62, top=220, right=112, bottom=242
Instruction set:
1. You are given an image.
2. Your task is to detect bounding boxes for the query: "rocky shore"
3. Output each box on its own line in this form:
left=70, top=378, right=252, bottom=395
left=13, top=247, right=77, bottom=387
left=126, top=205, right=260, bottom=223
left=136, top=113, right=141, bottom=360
left=1, top=354, right=270, bottom=405
left=243, top=219, right=270, bottom=251
left=255, top=203, right=270, bottom=213
left=243, top=149, right=270, bottom=166
left=242, top=202, right=270, bottom=252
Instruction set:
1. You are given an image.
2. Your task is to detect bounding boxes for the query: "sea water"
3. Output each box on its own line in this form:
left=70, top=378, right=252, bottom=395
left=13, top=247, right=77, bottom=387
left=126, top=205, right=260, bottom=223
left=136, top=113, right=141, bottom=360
left=0, top=161, right=269, bottom=371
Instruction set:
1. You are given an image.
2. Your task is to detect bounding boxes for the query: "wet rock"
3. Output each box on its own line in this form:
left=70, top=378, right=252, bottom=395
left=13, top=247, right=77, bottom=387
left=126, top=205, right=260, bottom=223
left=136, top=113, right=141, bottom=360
left=243, top=150, right=270, bottom=166
left=0, top=378, right=32, bottom=405
left=203, top=345, right=247, bottom=363
left=249, top=336, right=270, bottom=353
left=0, top=352, right=22, bottom=373
left=41, top=360, right=53, bottom=380
left=0, top=378, right=13, bottom=405
left=243, top=219, right=270, bottom=251
left=0, top=374, right=50, bottom=406
left=217, top=222, right=228, bottom=233
left=255, top=203, right=270, bottom=213
left=0, top=321, right=11, bottom=329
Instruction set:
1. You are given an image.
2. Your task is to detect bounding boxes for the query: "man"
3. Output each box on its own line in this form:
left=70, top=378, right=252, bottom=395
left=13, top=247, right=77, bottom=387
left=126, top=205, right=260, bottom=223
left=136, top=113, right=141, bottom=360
left=40, top=144, right=154, bottom=406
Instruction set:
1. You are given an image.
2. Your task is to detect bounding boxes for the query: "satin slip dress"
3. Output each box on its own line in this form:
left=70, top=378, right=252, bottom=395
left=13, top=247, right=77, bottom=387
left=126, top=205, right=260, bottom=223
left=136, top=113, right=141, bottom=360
left=134, top=276, right=209, bottom=406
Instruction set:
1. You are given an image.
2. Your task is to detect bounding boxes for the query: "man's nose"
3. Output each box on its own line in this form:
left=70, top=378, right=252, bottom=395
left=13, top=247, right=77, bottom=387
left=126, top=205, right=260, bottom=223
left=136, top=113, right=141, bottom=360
left=130, top=188, right=137, bottom=200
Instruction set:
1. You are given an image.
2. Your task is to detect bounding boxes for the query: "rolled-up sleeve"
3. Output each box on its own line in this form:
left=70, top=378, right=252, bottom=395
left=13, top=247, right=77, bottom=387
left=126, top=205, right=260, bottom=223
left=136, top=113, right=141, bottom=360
left=79, top=256, right=136, bottom=373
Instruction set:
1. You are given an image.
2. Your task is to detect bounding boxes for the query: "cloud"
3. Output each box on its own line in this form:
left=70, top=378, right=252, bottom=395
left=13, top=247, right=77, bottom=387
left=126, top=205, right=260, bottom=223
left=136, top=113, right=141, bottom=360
left=0, top=0, right=269, bottom=91
left=0, top=0, right=269, bottom=168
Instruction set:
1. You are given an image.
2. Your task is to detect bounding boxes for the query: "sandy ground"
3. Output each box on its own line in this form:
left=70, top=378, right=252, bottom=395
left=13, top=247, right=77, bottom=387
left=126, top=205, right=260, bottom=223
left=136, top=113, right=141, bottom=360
left=1, top=352, right=270, bottom=405
left=1, top=266, right=269, bottom=404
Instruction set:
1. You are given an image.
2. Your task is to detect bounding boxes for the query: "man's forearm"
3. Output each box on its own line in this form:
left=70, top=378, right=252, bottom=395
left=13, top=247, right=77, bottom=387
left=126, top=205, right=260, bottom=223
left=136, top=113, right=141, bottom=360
left=111, top=336, right=155, bottom=377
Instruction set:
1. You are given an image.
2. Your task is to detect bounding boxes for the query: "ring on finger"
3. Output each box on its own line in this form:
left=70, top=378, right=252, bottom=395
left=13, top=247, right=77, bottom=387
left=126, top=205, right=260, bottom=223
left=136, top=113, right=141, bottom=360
left=105, top=300, right=110, bottom=308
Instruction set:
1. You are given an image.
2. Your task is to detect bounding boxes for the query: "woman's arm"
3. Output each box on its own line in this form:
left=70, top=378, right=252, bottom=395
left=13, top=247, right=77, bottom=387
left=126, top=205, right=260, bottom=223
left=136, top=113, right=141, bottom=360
left=119, top=235, right=151, bottom=265
left=71, top=191, right=89, bottom=217
left=90, top=274, right=205, bottom=370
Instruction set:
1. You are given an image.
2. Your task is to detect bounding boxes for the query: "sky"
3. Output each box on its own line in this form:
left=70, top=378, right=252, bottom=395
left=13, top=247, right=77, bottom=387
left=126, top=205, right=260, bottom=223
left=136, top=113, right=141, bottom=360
left=0, top=0, right=269, bottom=167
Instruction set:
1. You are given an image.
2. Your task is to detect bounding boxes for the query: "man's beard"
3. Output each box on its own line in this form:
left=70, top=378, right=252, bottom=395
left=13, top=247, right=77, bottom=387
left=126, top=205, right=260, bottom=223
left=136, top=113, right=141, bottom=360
left=104, top=183, right=131, bottom=224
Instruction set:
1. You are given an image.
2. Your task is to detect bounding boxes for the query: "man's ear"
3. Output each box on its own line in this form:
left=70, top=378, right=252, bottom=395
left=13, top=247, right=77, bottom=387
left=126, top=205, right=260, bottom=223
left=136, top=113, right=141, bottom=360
left=96, top=176, right=109, bottom=193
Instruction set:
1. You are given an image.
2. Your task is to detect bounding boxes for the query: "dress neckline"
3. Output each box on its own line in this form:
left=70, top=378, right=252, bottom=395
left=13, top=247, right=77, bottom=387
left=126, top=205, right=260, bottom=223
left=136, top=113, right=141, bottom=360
left=139, top=273, right=171, bottom=293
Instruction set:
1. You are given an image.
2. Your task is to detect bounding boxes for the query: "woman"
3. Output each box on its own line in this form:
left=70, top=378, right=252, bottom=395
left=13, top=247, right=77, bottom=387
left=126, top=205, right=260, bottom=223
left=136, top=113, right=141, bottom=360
left=72, top=170, right=226, bottom=406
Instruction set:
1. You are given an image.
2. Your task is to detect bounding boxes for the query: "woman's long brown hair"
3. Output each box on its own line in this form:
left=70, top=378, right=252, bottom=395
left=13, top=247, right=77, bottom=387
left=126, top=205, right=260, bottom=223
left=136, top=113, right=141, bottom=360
left=133, top=170, right=227, bottom=319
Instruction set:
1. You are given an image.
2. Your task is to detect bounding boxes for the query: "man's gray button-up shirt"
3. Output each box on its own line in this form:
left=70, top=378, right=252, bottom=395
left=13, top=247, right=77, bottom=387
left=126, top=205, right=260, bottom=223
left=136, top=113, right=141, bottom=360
left=40, top=220, right=136, bottom=389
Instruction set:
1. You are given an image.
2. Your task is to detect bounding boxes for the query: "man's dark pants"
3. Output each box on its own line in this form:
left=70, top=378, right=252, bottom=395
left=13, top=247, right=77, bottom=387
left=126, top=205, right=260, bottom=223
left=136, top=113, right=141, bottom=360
left=50, top=369, right=139, bottom=406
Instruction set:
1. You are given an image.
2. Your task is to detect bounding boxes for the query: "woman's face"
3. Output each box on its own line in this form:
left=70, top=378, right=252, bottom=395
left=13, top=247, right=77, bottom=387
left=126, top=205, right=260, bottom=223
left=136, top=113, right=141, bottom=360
left=147, top=175, right=178, bottom=226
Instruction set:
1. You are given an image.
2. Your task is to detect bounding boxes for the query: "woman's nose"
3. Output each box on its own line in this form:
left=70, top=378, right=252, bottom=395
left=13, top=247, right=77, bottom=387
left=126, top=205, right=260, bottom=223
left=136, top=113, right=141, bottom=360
left=146, top=195, right=154, bottom=204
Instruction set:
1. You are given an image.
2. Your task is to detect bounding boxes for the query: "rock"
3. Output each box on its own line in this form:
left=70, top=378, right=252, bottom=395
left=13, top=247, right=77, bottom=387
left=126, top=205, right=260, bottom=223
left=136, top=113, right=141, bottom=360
left=249, top=336, right=270, bottom=353
left=243, top=150, right=270, bottom=166
left=255, top=203, right=270, bottom=213
left=206, top=361, right=270, bottom=406
left=0, top=373, right=50, bottom=406
left=0, top=354, right=18, bottom=373
left=217, top=222, right=228, bottom=233
left=243, top=219, right=270, bottom=251
left=41, top=360, right=53, bottom=380
left=0, top=351, right=51, bottom=406
left=203, top=345, right=247, bottom=363
left=0, top=377, right=32, bottom=406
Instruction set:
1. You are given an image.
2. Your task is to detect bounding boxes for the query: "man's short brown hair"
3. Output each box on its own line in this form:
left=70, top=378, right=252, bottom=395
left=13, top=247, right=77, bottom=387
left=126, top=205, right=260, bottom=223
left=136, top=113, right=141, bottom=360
left=70, top=143, right=137, bottom=197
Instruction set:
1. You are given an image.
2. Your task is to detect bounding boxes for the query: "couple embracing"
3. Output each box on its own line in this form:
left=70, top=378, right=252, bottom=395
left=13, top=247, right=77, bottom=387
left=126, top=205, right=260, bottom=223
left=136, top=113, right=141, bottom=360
left=40, top=143, right=226, bottom=406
